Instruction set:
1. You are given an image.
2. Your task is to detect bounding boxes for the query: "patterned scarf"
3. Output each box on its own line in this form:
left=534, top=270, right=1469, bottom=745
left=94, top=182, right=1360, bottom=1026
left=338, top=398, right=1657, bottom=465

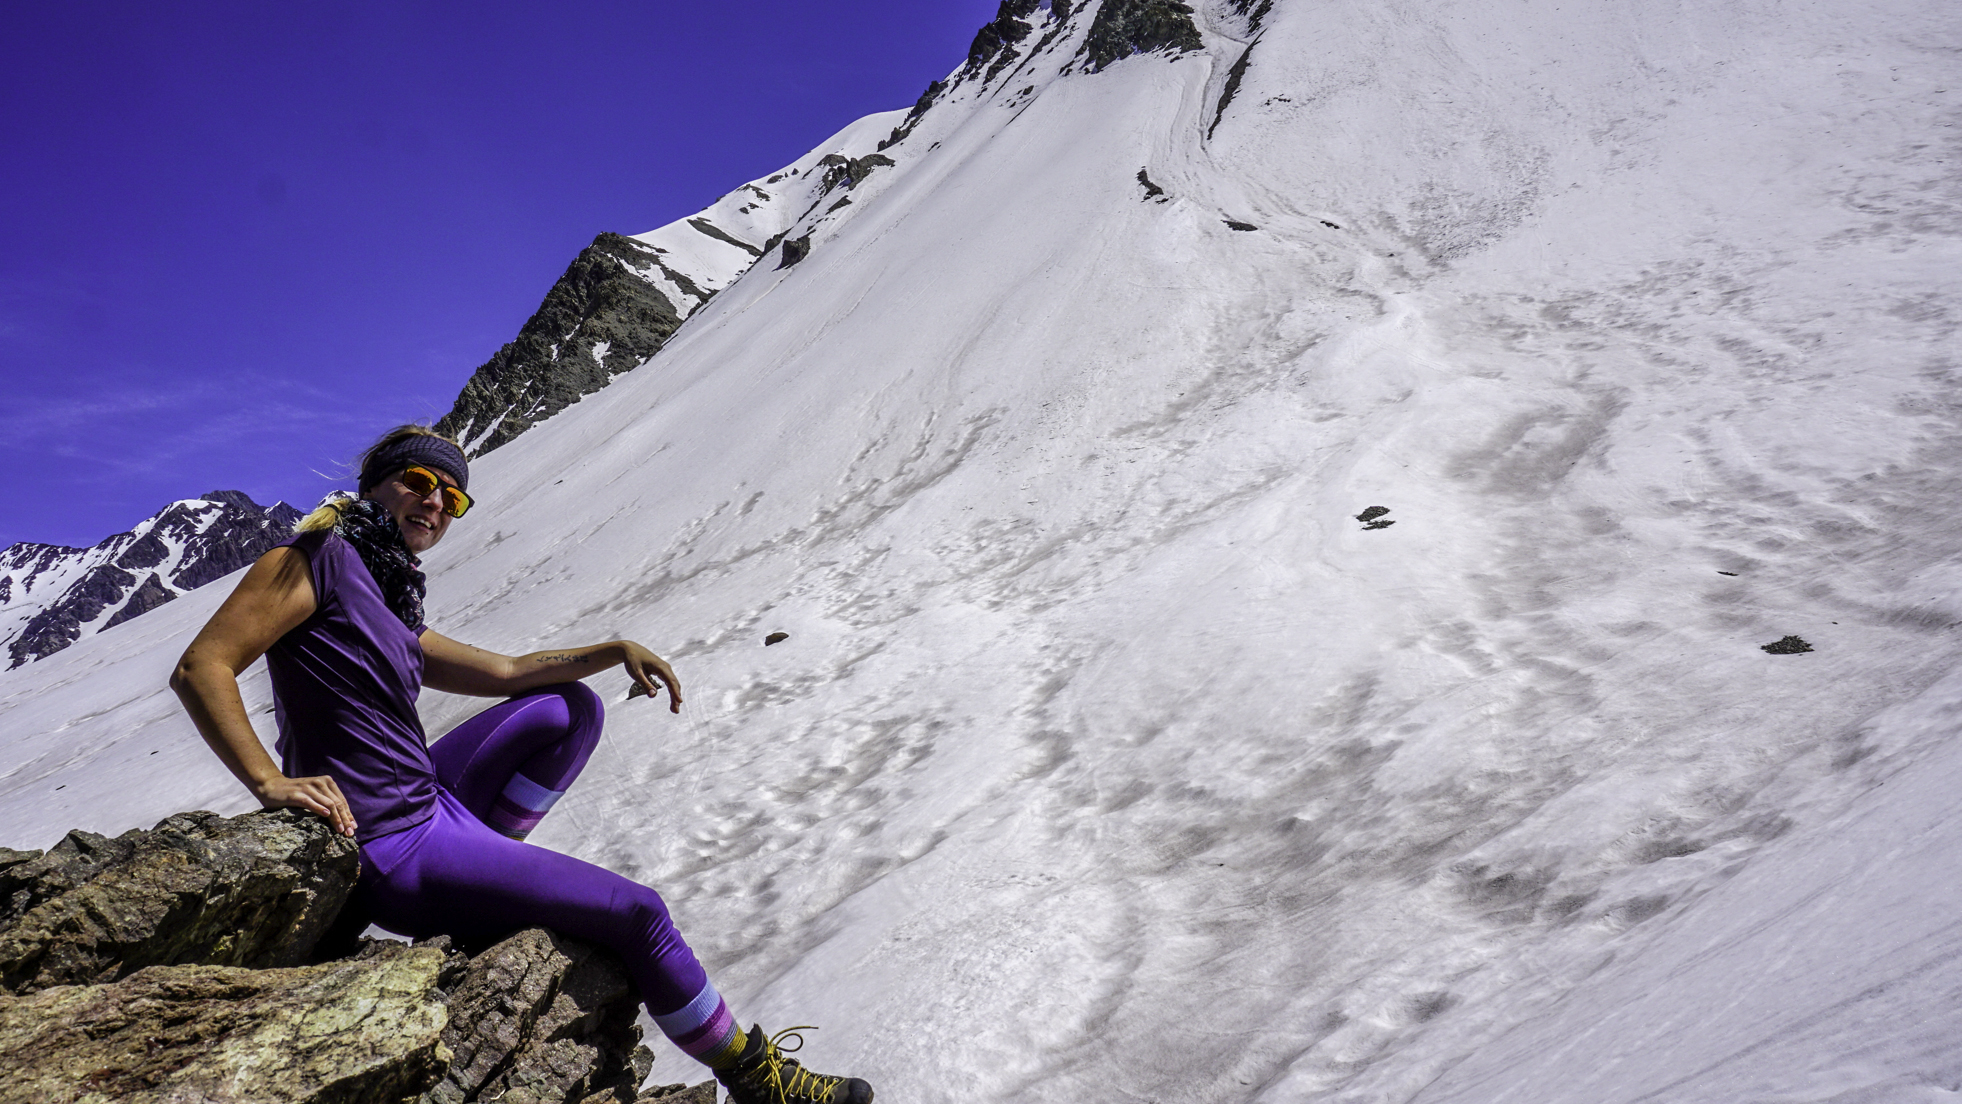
left=333, top=497, right=426, bottom=630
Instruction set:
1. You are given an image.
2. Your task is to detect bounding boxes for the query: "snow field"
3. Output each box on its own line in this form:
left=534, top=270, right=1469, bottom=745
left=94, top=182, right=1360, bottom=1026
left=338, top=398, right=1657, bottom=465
left=4, top=0, right=1960, bottom=1100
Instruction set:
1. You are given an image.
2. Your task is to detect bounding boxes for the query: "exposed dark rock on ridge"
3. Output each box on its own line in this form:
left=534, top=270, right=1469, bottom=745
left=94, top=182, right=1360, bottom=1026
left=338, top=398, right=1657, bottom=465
left=966, top=0, right=1042, bottom=83
left=435, top=232, right=719, bottom=459
left=817, top=152, right=896, bottom=194
left=878, top=79, right=949, bottom=150
left=1209, top=39, right=1257, bottom=138
left=778, top=235, right=813, bottom=269
left=0, top=808, right=705, bottom=1104
left=1227, top=0, right=1274, bottom=32
left=1080, top=0, right=1205, bottom=71
left=2, top=490, right=302, bottom=669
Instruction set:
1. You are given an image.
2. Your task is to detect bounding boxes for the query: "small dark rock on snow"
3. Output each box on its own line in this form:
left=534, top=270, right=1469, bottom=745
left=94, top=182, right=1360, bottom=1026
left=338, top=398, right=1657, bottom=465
left=764, top=632, right=790, bottom=646
left=1355, top=506, right=1396, bottom=530
left=1761, top=635, right=1814, bottom=655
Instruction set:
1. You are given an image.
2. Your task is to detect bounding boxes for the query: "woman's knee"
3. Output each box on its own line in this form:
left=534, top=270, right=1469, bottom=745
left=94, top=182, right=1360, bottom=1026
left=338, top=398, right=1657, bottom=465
left=532, top=681, right=603, bottom=737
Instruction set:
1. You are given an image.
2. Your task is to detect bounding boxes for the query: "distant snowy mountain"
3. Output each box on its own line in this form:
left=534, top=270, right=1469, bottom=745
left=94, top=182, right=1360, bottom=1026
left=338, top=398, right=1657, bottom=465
left=4, top=0, right=1958, bottom=1101
left=0, top=491, right=300, bottom=668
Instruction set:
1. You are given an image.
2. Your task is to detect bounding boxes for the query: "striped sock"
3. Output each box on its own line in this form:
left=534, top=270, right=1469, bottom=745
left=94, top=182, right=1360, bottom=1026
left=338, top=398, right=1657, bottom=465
left=486, top=772, right=564, bottom=841
left=654, top=980, right=749, bottom=1068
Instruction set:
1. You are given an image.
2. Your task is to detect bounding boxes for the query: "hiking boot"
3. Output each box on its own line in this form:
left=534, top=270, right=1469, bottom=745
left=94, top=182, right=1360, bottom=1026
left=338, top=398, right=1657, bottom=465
left=716, top=1025, right=874, bottom=1104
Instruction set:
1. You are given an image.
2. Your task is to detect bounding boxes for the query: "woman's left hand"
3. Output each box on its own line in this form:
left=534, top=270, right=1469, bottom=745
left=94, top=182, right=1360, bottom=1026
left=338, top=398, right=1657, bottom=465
left=619, top=641, right=683, bottom=713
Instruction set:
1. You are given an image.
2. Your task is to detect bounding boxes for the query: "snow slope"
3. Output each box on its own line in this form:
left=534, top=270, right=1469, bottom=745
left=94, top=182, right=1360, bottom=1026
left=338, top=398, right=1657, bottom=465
left=627, top=106, right=909, bottom=290
left=3, top=0, right=1958, bottom=1100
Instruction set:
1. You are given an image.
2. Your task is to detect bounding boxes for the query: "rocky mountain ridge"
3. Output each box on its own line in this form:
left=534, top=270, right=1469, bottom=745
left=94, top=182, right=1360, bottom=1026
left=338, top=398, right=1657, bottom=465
left=0, top=0, right=1211, bottom=665
left=0, top=491, right=301, bottom=669
left=430, top=0, right=1217, bottom=460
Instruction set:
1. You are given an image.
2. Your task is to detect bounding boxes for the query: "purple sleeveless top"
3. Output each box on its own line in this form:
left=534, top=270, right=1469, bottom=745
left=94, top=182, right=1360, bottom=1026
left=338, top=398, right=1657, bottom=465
left=264, top=528, right=437, bottom=842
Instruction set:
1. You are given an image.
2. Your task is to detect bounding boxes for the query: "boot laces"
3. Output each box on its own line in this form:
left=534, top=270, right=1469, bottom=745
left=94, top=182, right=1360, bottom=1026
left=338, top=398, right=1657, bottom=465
left=752, top=1026, right=845, bottom=1103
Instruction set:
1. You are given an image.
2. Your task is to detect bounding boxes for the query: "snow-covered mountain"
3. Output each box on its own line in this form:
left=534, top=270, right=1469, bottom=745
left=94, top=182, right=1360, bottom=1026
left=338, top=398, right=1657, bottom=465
left=435, top=109, right=918, bottom=458
left=4, top=0, right=1959, bottom=1101
left=0, top=491, right=300, bottom=669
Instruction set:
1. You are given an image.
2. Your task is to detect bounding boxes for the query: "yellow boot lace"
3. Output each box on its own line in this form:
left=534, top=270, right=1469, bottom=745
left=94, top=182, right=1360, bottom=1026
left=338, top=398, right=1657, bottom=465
left=749, top=1026, right=847, bottom=1103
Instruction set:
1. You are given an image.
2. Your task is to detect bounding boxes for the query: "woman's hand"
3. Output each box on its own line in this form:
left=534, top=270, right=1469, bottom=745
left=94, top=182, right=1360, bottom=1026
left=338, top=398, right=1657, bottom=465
left=619, top=641, right=684, bottom=713
left=253, top=773, right=358, bottom=837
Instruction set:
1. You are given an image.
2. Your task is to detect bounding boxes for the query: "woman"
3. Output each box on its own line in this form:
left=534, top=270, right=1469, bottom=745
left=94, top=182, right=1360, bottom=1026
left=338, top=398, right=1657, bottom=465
left=171, top=425, right=872, bottom=1104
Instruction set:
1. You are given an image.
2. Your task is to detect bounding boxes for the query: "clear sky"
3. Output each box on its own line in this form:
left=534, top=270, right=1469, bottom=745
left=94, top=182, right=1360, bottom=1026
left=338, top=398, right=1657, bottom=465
left=0, top=1, right=998, bottom=549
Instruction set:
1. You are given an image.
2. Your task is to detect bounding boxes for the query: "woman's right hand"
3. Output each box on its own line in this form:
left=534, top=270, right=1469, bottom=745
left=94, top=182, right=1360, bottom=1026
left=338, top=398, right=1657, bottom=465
left=252, top=773, right=357, bottom=838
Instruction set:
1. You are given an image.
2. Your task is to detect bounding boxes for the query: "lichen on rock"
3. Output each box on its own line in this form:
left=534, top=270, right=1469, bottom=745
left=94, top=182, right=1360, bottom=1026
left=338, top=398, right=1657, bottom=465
left=0, top=809, right=662, bottom=1104
left=0, top=942, right=452, bottom=1104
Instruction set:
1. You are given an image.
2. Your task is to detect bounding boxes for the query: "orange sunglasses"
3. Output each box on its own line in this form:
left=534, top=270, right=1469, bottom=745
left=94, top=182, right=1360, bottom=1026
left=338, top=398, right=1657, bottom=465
left=400, top=465, right=474, bottom=518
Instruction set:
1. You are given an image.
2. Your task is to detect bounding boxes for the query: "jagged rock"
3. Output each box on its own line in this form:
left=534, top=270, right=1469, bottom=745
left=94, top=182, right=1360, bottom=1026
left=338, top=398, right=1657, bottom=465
left=0, top=941, right=451, bottom=1104
left=169, top=491, right=306, bottom=590
left=632, top=1083, right=716, bottom=1104
left=878, top=78, right=948, bottom=150
left=419, top=928, right=649, bottom=1104
left=0, top=807, right=660, bottom=1104
left=1227, top=0, right=1274, bottom=31
left=436, top=232, right=711, bottom=458
left=7, top=563, right=135, bottom=667
left=0, top=808, right=359, bottom=995
left=1208, top=40, right=1257, bottom=138
left=1080, top=0, right=1205, bottom=72
left=779, top=235, right=812, bottom=269
left=816, top=153, right=895, bottom=194
left=103, top=571, right=176, bottom=629
left=965, top=0, right=1040, bottom=74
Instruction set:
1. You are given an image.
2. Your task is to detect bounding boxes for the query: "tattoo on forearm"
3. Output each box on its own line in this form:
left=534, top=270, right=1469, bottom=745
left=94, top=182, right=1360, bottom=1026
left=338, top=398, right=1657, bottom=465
left=538, top=653, right=592, bottom=665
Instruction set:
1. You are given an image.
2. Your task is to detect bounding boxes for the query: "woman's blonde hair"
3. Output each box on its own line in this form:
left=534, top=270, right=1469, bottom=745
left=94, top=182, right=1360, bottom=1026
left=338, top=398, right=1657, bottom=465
left=295, top=424, right=464, bottom=534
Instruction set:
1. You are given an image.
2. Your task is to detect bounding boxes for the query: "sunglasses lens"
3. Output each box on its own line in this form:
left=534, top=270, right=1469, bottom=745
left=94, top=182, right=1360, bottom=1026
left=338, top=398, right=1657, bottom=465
left=399, top=466, right=470, bottom=518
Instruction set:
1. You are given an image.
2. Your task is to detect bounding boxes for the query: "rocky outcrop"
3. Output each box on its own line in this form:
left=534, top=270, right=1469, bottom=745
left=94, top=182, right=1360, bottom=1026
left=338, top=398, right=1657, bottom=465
left=816, top=153, right=896, bottom=195
left=965, top=0, right=1041, bottom=79
left=0, top=808, right=359, bottom=994
left=422, top=929, right=649, bottom=1104
left=877, top=79, right=948, bottom=151
left=1079, top=0, right=1205, bottom=72
left=102, top=571, right=175, bottom=629
left=2, top=490, right=302, bottom=668
left=778, top=235, right=812, bottom=269
left=0, top=943, right=453, bottom=1104
left=0, top=809, right=710, bottom=1104
left=435, top=233, right=716, bottom=459
left=1226, top=0, right=1273, bottom=32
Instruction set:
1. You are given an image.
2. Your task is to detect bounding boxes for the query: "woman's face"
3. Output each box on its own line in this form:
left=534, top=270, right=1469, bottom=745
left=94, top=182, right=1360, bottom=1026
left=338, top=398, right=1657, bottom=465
left=364, top=466, right=456, bottom=554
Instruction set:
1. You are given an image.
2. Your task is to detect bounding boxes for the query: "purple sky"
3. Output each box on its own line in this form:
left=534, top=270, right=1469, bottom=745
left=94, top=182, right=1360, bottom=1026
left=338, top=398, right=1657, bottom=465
left=0, top=1, right=997, bottom=549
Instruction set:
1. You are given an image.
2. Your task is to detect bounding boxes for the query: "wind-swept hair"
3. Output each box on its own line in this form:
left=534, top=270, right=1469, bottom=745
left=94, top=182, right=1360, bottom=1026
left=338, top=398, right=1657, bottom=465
left=295, top=424, right=463, bottom=534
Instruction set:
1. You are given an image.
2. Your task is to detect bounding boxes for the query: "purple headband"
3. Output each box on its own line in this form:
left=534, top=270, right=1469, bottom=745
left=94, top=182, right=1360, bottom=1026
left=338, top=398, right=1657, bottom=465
left=358, top=435, right=471, bottom=493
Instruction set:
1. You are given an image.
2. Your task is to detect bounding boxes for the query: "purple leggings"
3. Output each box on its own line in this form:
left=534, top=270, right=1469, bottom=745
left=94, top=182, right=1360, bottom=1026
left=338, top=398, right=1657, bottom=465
left=356, top=684, right=716, bottom=1032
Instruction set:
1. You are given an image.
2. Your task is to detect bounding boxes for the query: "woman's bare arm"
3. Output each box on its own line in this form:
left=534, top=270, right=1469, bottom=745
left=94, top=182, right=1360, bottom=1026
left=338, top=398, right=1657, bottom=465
left=420, top=631, right=683, bottom=712
left=169, top=546, right=358, bottom=836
